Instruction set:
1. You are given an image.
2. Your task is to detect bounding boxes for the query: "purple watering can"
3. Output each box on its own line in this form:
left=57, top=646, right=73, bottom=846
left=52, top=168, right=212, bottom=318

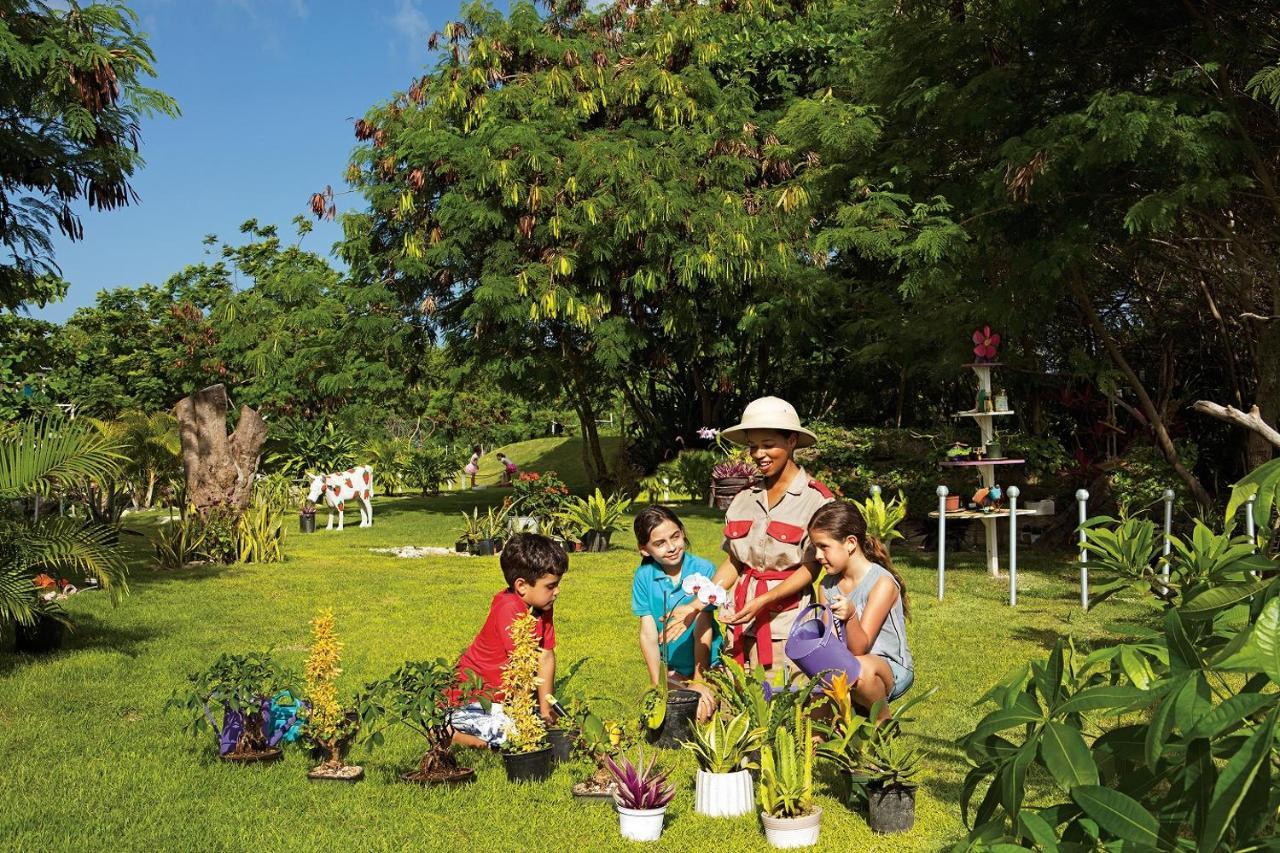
left=784, top=603, right=861, bottom=686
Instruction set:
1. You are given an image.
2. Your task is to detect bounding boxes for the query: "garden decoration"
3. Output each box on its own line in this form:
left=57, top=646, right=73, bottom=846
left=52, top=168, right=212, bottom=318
left=933, top=337, right=1033, bottom=581
left=684, top=712, right=759, bottom=817
left=606, top=749, right=676, bottom=842
left=166, top=651, right=298, bottom=763
left=355, top=659, right=481, bottom=785
left=556, top=489, right=632, bottom=551
left=499, top=610, right=553, bottom=782
left=758, top=706, right=821, bottom=849
left=303, top=610, right=362, bottom=782
left=305, top=464, right=374, bottom=530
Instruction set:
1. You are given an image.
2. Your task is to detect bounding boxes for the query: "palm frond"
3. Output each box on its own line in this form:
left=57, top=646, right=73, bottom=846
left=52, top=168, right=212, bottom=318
left=4, top=517, right=130, bottom=603
left=0, top=417, right=125, bottom=499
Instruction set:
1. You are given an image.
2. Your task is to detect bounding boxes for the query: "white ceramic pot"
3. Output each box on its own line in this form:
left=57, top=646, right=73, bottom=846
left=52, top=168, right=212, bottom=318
left=695, top=769, right=755, bottom=817
left=617, top=805, right=667, bottom=842
left=761, top=807, right=822, bottom=849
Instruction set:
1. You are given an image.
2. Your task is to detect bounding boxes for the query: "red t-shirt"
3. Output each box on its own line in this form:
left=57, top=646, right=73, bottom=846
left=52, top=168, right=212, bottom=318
left=456, top=590, right=555, bottom=702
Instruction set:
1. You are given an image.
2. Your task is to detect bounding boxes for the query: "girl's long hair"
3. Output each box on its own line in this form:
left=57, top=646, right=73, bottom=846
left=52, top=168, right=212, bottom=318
left=809, top=501, right=911, bottom=618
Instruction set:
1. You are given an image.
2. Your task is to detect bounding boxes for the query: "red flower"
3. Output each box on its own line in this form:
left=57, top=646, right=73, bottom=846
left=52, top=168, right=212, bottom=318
left=33, top=573, right=55, bottom=589
left=972, top=326, right=1001, bottom=361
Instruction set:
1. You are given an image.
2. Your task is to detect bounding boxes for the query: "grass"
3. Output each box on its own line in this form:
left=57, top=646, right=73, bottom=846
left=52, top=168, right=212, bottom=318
left=0, top=495, right=1159, bottom=851
left=461, top=435, right=625, bottom=492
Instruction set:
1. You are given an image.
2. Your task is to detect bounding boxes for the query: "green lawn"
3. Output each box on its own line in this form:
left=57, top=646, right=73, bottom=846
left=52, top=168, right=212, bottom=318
left=0, top=496, right=1157, bottom=851
left=462, top=435, right=625, bottom=492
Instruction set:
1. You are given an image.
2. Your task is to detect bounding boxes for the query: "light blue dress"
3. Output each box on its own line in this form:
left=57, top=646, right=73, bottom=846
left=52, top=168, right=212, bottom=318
left=821, top=564, right=914, bottom=699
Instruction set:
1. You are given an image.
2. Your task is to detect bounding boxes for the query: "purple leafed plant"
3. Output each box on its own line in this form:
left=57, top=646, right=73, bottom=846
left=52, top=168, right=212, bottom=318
left=604, top=749, right=675, bottom=810
left=712, top=460, right=756, bottom=480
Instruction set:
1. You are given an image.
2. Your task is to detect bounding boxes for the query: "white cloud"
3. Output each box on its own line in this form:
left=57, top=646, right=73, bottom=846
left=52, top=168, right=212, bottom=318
left=388, top=0, right=431, bottom=61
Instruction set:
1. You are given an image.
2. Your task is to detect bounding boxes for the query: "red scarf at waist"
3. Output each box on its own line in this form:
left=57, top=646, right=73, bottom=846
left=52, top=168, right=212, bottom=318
left=732, top=565, right=802, bottom=668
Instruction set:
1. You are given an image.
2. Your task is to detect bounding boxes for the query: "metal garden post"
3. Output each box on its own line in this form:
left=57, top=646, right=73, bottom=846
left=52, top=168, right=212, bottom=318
left=1007, top=486, right=1020, bottom=606
left=870, top=485, right=881, bottom=500
left=1162, top=488, right=1174, bottom=580
left=1076, top=489, right=1089, bottom=610
left=1246, top=493, right=1258, bottom=548
left=936, top=485, right=948, bottom=601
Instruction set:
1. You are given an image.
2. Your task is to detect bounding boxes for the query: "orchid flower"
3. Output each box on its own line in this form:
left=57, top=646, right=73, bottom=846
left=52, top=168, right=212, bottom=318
left=680, top=573, right=713, bottom=597
left=696, top=583, right=729, bottom=608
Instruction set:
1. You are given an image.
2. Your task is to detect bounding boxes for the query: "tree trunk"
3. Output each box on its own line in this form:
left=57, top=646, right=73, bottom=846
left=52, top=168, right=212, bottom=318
left=1245, top=313, right=1280, bottom=470
left=173, top=384, right=268, bottom=512
left=1070, top=270, right=1214, bottom=510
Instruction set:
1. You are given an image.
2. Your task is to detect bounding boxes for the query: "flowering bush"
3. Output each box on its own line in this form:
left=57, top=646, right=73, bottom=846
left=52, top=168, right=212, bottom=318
left=511, top=470, right=570, bottom=520
left=500, top=611, right=547, bottom=753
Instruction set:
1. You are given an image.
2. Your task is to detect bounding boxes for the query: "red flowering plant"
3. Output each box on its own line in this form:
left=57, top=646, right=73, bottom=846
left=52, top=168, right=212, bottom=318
left=972, top=326, right=1000, bottom=362
left=511, top=469, right=571, bottom=521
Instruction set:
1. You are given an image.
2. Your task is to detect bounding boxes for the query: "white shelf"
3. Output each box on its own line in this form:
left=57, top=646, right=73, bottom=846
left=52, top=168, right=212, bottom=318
left=952, top=410, right=1015, bottom=419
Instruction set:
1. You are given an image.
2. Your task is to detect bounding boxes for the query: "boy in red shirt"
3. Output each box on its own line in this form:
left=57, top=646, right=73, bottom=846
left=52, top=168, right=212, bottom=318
left=452, top=533, right=568, bottom=748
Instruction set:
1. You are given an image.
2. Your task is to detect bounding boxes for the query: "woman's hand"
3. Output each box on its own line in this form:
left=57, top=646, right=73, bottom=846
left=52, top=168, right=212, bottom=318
left=662, top=604, right=697, bottom=644
left=724, top=595, right=767, bottom=625
left=830, top=595, right=854, bottom=623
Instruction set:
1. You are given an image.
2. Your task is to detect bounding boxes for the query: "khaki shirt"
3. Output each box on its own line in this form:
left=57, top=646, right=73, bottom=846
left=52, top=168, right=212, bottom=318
left=721, top=466, right=834, bottom=668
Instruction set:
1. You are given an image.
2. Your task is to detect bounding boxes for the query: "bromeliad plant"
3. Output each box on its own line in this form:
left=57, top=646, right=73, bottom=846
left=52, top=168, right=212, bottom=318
left=817, top=672, right=934, bottom=794
left=959, top=485, right=1280, bottom=851
left=166, top=651, right=298, bottom=759
left=356, top=658, right=481, bottom=783
left=684, top=711, right=760, bottom=773
left=556, top=488, right=632, bottom=545
left=606, top=748, right=676, bottom=811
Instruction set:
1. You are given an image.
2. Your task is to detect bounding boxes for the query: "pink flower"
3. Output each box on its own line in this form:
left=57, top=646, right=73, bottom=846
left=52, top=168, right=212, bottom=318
left=972, top=326, right=1000, bottom=361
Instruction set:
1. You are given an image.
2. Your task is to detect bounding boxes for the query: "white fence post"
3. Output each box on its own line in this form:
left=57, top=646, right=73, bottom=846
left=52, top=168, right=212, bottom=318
left=1008, top=486, right=1020, bottom=606
left=936, top=486, right=948, bottom=601
left=1076, top=489, right=1090, bottom=610
left=1246, top=493, right=1258, bottom=549
left=1162, top=488, right=1174, bottom=579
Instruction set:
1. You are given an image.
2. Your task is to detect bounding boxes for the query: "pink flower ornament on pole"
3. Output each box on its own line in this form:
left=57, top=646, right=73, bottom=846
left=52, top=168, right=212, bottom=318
left=972, top=325, right=1000, bottom=362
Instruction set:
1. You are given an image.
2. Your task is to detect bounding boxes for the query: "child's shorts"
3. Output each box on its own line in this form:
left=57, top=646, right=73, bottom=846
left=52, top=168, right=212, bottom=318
left=451, top=702, right=510, bottom=747
left=464, top=463, right=479, bottom=475
left=886, top=660, right=914, bottom=701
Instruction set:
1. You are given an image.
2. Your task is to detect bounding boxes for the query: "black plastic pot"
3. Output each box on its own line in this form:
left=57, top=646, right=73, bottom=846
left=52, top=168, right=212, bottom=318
left=14, top=614, right=65, bottom=654
left=547, top=728, right=574, bottom=762
left=455, top=539, right=469, bottom=553
left=299, top=513, right=316, bottom=534
left=502, top=746, right=554, bottom=782
left=650, top=689, right=700, bottom=748
left=867, top=782, right=916, bottom=834
left=581, top=531, right=611, bottom=552
left=471, top=539, right=496, bottom=556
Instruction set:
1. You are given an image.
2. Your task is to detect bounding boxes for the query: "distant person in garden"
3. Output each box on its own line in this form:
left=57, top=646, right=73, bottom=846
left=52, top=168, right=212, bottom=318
left=497, top=452, right=518, bottom=486
left=808, top=501, right=914, bottom=719
left=630, top=506, right=721, bottom=721
left=662, top=396, right=834, bottom=676
left=464, top=445, right=481, bottom=488
left=452, top=534, right=568, bottom=748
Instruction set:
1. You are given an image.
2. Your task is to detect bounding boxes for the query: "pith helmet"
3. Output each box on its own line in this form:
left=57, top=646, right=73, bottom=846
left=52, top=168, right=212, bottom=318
left=721, top=397, right=817, bottom=448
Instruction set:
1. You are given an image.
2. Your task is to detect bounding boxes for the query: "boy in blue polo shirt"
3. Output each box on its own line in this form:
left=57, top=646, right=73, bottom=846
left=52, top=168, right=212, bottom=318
left=630, top=506, right=722, bottom=720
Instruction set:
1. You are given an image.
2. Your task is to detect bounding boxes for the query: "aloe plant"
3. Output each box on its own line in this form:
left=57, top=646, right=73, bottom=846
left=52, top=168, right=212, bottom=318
left=605, top=749, right=675, bottom=810
left=758, top=707, right=815, bottom=818
left=683, top=711, right=759, bottom=773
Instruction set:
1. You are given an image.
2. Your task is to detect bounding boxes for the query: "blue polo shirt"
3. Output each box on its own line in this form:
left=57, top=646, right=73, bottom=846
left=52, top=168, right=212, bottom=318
left=630, top=552, right=723, bottom=677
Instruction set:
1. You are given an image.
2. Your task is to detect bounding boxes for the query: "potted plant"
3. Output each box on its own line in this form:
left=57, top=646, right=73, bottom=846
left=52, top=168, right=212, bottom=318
left=710, top=458, right=757, bottom=510
left=511, top=469, right=571, bottom=530
left=299, top=502, right=317, bottom=534
left=704, top=658, right=823, bottom=765
left=684, top=712, right=759, bottom=817
left=570, top=711, right=629, bottom=800
left=556, top=489, right=632, bottom=552
left=458, top=507, right=488, bottom=554
left=758, top=708, right=821, bottom=849
left=499, top=610, right=554, bottom=782
left=166, top=651, right=298, bottom=763
left=853, top=727, right=923, bottom=834
left=14, top=575, right=76, bottom=653
left=302, top=609, right=362, bottom=782
left=986, top=434, right=1004, bottom=460
left=356, top=658, right=480, bottom=785
left=606, top=749, right=676, bottom=842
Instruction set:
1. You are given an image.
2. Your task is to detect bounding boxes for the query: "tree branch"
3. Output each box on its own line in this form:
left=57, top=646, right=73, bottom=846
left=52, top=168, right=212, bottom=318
left=1192, top=401, right=1280, bottom=449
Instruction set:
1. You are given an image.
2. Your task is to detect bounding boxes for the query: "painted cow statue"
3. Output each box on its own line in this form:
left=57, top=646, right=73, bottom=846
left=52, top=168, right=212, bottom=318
left=306, top=465, right=373, bottom=530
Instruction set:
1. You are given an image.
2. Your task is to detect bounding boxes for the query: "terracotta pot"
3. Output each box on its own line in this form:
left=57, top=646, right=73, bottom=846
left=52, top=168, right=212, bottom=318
left=945, top=495, right=961, bottom=512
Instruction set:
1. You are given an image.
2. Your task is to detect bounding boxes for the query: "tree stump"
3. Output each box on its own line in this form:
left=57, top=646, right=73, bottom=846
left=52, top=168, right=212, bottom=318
left=174, top=385, right=268, bottom=512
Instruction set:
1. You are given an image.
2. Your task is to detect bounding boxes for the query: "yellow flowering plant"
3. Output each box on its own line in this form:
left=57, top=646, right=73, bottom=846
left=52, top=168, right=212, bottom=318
left=499, top=610, right=548, bottom=753
left=303, top=609, right=360, bottom=776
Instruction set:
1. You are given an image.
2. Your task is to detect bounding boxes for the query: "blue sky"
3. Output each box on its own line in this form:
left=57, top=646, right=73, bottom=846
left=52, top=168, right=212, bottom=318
left=33, top=0, right=477, bottom=323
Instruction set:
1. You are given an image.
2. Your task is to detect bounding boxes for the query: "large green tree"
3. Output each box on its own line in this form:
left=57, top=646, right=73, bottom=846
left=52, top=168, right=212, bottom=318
left=0, top=1, right=178, bottom=310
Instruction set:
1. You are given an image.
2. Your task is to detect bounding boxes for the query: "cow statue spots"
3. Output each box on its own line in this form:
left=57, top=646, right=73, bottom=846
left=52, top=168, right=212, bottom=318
left=307, top=465, right=374, bottom=530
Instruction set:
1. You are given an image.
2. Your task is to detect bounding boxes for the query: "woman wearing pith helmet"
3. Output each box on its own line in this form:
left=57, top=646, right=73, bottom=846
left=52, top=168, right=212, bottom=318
left=663, top=397, right=834, bottom=675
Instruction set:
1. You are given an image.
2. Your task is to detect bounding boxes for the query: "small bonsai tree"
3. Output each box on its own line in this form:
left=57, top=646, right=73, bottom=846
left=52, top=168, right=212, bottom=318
left=500, top=610, right=547, bottom=753
left=303, top=609, right=361, bottom=779
left=356, top=658, right=480, bottom=783
left=166, top=650, right=298, bottom=759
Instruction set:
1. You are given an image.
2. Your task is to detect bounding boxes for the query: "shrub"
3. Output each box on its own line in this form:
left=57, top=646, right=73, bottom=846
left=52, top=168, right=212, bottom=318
left=1109, top=442, right=1198, bottom=517
left=672, top=450, right=718, bottom=500
left=512, top=470, right=571, bottom=519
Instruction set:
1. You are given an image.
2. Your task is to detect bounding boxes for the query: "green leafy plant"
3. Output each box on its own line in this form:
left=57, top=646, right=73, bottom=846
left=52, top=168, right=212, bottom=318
left=683, top=711, right=760, bottom=773
left=479, top=503, right=512, bottom=542
left=363, top=435, right=412, bottom=495
left=704, top=657, right=824, bottom=746
left=556, top=488, right=632, bottom=538
left=264, top=419, right=358, bottom=478
left=672, top=450, right=718, bottom=501
left=851, top=489, right=908, bottom=550
left=758, top=706, right=816, bottom=819
left=849, top=717, right=924, bottom=791
left=153, top=506, right=205, bottom=571
left=958, top=498, right=1280, bottom=850
left=165, top=651, right=296, bottom=756
left=404, top=442, right=460, bottom=495
left=511, top=470, right=571, bottom=520
left=236, top=486, right=285, bottom=564
left=1079, top=513, right=1163, bottom=606
left=457, top=507, right=484, bottom=545
left=356, top=658, right=481, bottom=782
